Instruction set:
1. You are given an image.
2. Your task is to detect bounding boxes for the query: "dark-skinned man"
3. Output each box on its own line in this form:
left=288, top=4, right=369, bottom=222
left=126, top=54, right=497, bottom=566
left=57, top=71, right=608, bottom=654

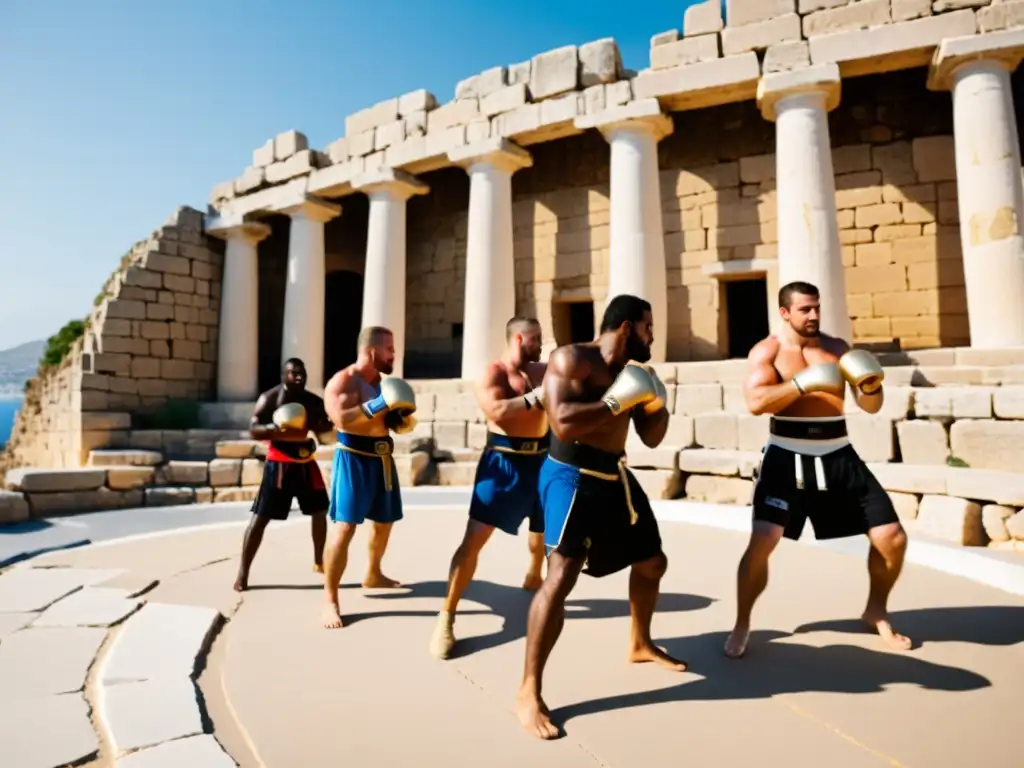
left=233, top=357, right=334, bottom=592
left=515, top=294, right=687, bottom=741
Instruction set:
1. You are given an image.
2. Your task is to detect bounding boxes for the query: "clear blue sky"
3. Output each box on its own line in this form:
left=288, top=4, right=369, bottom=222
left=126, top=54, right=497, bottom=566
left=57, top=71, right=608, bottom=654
left=1, top=0, right=702, bottom=351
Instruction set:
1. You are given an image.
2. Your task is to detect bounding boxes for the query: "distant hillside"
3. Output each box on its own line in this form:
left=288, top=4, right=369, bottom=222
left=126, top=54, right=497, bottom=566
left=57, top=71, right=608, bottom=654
left=0, top=339, right=45, bottom=396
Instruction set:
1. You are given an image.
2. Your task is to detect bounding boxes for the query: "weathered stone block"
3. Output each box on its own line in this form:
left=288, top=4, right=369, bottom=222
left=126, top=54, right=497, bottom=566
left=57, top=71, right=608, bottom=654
left=726, top=0, right=795, bottom=26
left=144, top=487, right=195, bottom=507
left=949, top=419, right=1024, bottom=473
left=208, top=458, right=242, bottom=487
left=721, top=14, right=802, bottom=55
left=4, top=468, right=107, bottom=493
left=802, top=0, right=892, bottom=37
left=762, top=40, right=811, bottom=72
left=0, top=491, right=29, bottom=524
left=652, top=34, right=720, bottom=69
left=1006, top=510, right=1024, bottom=541
left=433, top=421, right=468, bottom=449
left=160, top=461, right=208, bottom=486
left=106, top=467, right=155, bottom=491
left=241, top=458, right=264, bottom=486
left=346, top=100, right=398, bottom=137
left=889, top=491, right=919, bottom=522
left=579, top=38, right=621, bottom=86
left=916, top=494, right=983, bottom=546
left=626, top=445, right=680, bottom=470
left=694, top=413, right=738, bottom=449
left=144, top=252, right=191, bottom=276
left=892, top=0, right=932, bottom=22
left=214, top=486, right=259, bottom=503
left=480, top=84, right=529, bottom=117
left=530, top=45, right=579, bottom=100
left=945, top=467, right=1024, bottom=506
left=398, top=89, right=437, bottom=116
left=686, top=0, right=725, bottom=36
left=896, top=419, right=949, bottom=464
left=426, top=99, right=480, bottom=132
left=684, top=475, right=753, bottom=504
left=993, top=386, right=1024, bottom=419
left=438, top=461, right=477, bottom=486
left=26, top=488, right=127, bottom=516
left=652, top=30, right=679, bottom=46
left=675, top=383, right=724, bottom=415
left=867, top=462, right=948, bottom=494
left=982, top=504, right=1015, bottom=543
left=632, top=469, right=684, bottom=500
left=978, top=0, right=1024, bottom=33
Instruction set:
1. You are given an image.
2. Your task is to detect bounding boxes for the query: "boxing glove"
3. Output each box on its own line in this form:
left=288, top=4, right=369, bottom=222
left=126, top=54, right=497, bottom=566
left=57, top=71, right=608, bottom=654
left=602, top=365, right=659, bottom=415
left=643, top=367, right=668, bottom=415
left=272, top=403, right=307, bottom=430
left=362, top=377, right=418, bottom=420
left=386, top=411, right=418, bottom=435
left=838, top=349, right=885, bottom=395
left=791, top=363, right=845, bottom=396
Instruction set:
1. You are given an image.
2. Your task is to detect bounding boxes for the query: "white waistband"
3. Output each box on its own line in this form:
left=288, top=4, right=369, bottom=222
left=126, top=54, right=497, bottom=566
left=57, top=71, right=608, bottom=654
left=767, top=415, right=849, bottom=456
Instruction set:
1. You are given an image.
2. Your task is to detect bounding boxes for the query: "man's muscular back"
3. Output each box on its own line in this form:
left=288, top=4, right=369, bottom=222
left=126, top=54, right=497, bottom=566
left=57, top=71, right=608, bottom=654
left=748, top=333, right=849, bottom=418
left=481, top=360, right=549, bottom=438
left=324, top=364, right=389, bottom=438
left=545, top=343, right=632, bottom=454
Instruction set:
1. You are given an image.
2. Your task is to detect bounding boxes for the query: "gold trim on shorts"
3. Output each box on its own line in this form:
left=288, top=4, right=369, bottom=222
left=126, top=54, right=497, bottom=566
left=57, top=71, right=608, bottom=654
left=338, top=439, right=395, bottom=492
left=548, top=456, right=637, bottom=525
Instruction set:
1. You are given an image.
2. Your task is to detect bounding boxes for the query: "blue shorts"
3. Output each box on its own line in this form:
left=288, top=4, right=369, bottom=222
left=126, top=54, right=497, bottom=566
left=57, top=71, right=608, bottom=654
left=468, top=432, right=548, bottom=536
left=540, top=438, right=662, bottom=578
left=328, top=432, right=403, bottom=525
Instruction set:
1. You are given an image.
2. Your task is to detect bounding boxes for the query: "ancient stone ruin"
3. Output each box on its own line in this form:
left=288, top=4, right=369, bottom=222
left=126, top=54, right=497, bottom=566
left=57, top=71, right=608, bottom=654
left=2, top=0, right=1024, bottom=549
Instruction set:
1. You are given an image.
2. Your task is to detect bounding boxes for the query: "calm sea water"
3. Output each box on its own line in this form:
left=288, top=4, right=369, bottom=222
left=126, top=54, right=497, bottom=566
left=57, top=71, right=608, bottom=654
left=0, top=398, right=22, bottom=448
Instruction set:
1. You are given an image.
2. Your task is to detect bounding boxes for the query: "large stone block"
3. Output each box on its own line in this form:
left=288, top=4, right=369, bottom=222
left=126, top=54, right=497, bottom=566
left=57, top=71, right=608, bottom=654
left=107, top=467, right=155, bottom=491
left=241, top=458, right=264, bottom=486
left=896, top=419, right=949, bottom=464
left=915, top=494, right=983, bottom=546
left=579, top=38, right=622, bottom=86
left=763, top=40, right=811, bottom=72
left=889, top=491, right=919, bottom=522
left=684, top=475, right=753, bottom=504
left=1007, top=510, right=1024, bottom=541
left=144, top=487, right=196, bottom=507
left=847, top=414, right=894, bottom=462
left=944, top=467, right=1024, bottom=506
left=802, top=0, right=892, bottom=37
left=867, top=462, right=948, bottom=494
left=631, top=469, right=684, bottom=500
left=26, top=487, right=131, bottom=516
left=721, top=13, right=802, bottom=55
left=914, top=387, right=994, bottom=420
left=626, top=445, right=680, bottom=470
left=437, top=461, right=477, bottom=486
left=4, top=468, right=107, bottom=493
left=949, top=419, right=1024, bottom=472
left=208, top=458, right=242, bottom=487
left=978, top=0, right=1024, bottom=33
left=982, top=504, right=1015, bottom=543
left=530, top=45, right=579, bottom=100
left=0, top=491, right=29, bottom=524
left=726, top=0, right=795, bottom=26
left=686, top=0, right=725, bottom=36
left=993, top=386, right=1024, bottom=419
left=652, top=35, right=720, bottom=69
left=694, top=413, right=738, bottom=449
left=675, top=383, right=723, bottom=415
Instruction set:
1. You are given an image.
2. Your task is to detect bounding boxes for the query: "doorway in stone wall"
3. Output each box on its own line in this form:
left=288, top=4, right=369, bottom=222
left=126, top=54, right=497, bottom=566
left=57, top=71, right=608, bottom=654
left=324, top=270, right=364, bottom=381
left=725, top=278, right=769, bottom=359
left=552, top=300, right=595, bottom=346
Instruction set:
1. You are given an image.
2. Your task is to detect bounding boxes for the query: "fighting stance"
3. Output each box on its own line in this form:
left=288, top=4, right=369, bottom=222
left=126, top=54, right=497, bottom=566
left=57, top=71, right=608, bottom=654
left=320, top=326, right=417, bottom=629
left=233, top=358, right=334, bottom=592
left=430, top=317, right=550, bottom=660
left=724, top=281, right=909, bottom=659
left=517, top=294, right=686, bottom=740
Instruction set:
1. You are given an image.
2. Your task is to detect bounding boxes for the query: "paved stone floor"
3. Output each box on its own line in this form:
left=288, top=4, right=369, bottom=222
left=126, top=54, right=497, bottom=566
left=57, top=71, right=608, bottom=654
left=2, top=502, right=1023, bottom=767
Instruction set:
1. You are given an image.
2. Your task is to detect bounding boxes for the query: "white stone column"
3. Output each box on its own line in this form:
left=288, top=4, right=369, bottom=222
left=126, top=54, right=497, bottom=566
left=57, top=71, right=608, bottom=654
left=929, top=32, right=1024, bottom=348
left=757, top=64, right=851, bottom=342
left=212, top=221, right=270, bottom=401
left=448, top=138, right=533, bottom=380
left=353, top=168, right=429, bottom=378
left=577, top=100, right=673, bottom=363
left=279, top=196, right=341, bottom=394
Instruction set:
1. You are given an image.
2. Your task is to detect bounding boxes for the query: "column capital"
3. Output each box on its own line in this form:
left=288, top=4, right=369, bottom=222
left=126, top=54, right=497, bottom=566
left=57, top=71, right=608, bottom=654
left=204, top=213, right=272, bottom=244
left=448, top=137, right=533, bottom=174
left=927, top=29, right=1024, bottom=92
left=279, top=194, right=342, bottom=223
left=574, top=98, right=674, bottom=142
left=756, top=63, right=841, bottom=121
left=353, top=167, right=430, bottom=200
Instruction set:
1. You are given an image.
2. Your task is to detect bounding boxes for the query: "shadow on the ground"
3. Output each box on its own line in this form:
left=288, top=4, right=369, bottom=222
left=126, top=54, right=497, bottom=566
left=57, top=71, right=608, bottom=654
left=362, top=579, right=714, bottom=657
left=792, top=605, right=1024, bottom=648
left=551, top=627, right=992, bottom=733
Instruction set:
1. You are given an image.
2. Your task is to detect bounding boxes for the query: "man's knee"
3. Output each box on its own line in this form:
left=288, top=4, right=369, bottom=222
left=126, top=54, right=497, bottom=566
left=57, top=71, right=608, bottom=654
left=747, top=522, right=783, bottom=557
left=633, top=551, right=668, bottom=580
left=330, top=521, right=358, bottom=546
left=869, top=522, right=907, bottom=557
left=543, top=554, right=582, bottom=601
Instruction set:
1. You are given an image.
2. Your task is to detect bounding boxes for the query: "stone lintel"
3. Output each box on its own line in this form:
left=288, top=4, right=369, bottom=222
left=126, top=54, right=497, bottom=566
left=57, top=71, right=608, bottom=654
left=352, top=167, right=430, bottom=199
left=703, top=258, right=777, bottom=280
left=204, top=219, right=272, bottom=244
left=927, top=29, right=1024, bottom=92
left=277, top=194, right=342, bottom=222
left=756, top=63, right=841, bottom=121
left=447, top=137, right=533, bottom=173
left=215, top=177, right=308, bottom=220
left=306, top=157, right=366, bottom=199
left=631, top=52, right=760, bottom=112
left=574, top=98, right=673, bottom=140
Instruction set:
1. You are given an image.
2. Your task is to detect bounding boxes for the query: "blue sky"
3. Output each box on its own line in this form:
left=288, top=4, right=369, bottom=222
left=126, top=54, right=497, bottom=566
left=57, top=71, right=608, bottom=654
left=1, top=0, right=702, bottom=351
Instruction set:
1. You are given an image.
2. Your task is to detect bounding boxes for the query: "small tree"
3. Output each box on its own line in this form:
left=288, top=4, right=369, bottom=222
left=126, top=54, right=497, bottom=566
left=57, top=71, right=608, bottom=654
left=39, top=319, right=86, bottom=370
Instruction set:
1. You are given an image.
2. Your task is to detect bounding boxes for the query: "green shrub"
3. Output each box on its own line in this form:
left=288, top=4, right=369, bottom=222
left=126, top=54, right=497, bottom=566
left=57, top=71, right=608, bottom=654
left=134, top=398, right=202, bottom=430
left=39, top=320, right=86, bottom=371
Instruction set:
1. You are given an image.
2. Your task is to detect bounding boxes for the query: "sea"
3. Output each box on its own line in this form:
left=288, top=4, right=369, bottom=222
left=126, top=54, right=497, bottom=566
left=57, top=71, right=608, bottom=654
left=0, top=397, right=22, bottom=449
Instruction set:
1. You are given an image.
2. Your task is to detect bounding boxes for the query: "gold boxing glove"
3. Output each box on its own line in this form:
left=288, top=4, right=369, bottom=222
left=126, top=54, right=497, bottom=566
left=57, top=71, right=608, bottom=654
left=362, top=377, right=418, bottom=420
left=602, top=365, right=659, bottom=415
left=791, top=363, right=846, bottom=396
left=388, top=412, right=418, bottom=435
left=272, top=402, right=307, bottom=430
left=838, top=349, right=884, bottom=395
left=628, top=363, right=668, bottom=414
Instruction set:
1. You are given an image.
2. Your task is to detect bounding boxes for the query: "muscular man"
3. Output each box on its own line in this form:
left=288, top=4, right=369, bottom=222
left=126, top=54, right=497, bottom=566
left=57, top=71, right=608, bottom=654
left=430, top=317, right=550, bottom=660
left=516, top=294, right=687, bottom=741
left=233, top=358, right=334, bottom=592
left=320, top=326, right=417, bottom=629
left=724, top=281, right=909, bottom=659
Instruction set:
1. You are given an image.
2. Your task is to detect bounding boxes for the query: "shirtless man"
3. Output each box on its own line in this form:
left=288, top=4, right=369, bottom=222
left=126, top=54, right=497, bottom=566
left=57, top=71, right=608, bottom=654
left=320, top=326, right=418, bottom=628
left=429, top=317, right=550, bottom=660
left=516, top=294, right=687, bottom=740
left=723, top=281, right=909, bottom=659
left=233, top=358, right=334, bottom=592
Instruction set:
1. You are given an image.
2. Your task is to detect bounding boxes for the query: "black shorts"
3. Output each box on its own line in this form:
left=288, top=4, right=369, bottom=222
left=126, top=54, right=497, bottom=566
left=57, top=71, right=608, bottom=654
left=751, top=441, right=899, bottom=540
left=251, top=459, right=329, bottom=521
left=540, top=439, right=663, bottom=578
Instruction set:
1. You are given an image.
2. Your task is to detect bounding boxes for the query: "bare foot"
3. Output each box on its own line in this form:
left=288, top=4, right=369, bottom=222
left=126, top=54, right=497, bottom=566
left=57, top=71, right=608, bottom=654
left=522, top=571, right=543, bottom=591
left=862, top=611, right=912, bottom=651
left=321, top=603, right=343, bottom=629
left=233, top=575, right=248, bottom=592
left=629, top=642, right=688, bottom=671
left=362, top=572, right=401, bottom=588
left=312, top=563, right=324, bottom=574
left=723, top=626, right=750, bottom=659
left=515, top=690, right=559, bottom=740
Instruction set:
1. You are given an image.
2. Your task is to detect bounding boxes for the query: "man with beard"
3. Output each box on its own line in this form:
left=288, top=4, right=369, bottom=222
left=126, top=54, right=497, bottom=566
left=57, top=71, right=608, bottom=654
left=233, top=358, right=334, bottom=592
left=723, top=281, right=909, bottom=659
left=320, top=326, right=418, bottom=629
left=516, top=294, right=687, bottom=741
left=430, top=317, right=550, bottom=660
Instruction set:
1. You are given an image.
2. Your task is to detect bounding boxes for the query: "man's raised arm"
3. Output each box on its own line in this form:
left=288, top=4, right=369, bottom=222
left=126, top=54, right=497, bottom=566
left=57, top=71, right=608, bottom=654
left=743, top=339, right=803, bottom=416
left=475, top=363, right=544, bottom=422
left=543, top=347, right=616, bottom=442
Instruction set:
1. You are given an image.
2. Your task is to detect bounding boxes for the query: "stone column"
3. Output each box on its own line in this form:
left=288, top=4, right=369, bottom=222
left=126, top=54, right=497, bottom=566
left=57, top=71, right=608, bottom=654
left=213, top=221, right=271, bottom=401
left=757, top=64, right=852, bottom=342
left=577, top=100, right=673, bottom=363
left=448, top=138, right=533, bottom=380
left=279, top=196, right=342, bottom=394
left=929, top=32, right=1024, bottom=348
left=353, top=168, right=429, bottom=378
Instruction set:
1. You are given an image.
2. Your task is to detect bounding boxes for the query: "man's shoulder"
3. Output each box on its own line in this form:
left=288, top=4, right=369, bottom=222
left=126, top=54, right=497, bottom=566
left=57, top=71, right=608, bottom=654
left=256, top=384, right=283, bottom=404
left=818, top=333, right=851, bottom=355
left=748, top=335, right=781, bottom=362
left=549, top=343, right=599, bottom=376
left=298, top=389, right=326, bottom=408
